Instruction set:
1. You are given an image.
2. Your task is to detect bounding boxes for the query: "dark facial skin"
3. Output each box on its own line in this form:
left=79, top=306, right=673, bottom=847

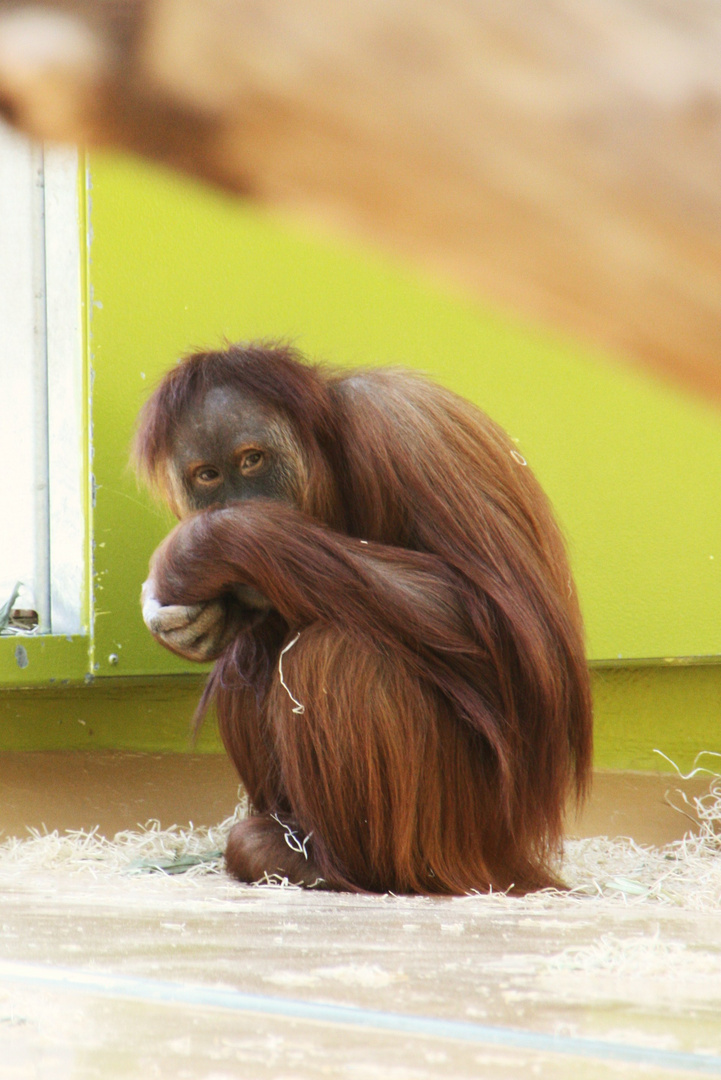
left=172, top=385, right=297, bottom=515
left=171, top=384, right=299, bottom=617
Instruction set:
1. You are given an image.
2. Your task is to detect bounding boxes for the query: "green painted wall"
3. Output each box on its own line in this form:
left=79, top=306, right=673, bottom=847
left=0, top=666, right=718, bottom=773
left=2, top=150, right=721, bottom=767
left=87, top=152, right=721, bottom=672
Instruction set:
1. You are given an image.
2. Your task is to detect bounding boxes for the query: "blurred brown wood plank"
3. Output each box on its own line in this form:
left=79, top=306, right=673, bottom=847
left=1, top=0, right=720, bottom=397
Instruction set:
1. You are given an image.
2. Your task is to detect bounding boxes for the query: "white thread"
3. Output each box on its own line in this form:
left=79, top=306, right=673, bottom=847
left=510, top=450, right=527, bottom=466
left=278, top=632, right=305, bottom=714
left=270, top=813, right=313, bottom=859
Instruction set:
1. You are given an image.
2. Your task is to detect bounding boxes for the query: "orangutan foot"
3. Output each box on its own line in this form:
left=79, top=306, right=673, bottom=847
left=225, top=814, right=328, bottom=887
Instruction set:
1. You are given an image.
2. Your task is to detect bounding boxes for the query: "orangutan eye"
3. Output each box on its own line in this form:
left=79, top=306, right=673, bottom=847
left=195, top=466, right=221, bottom=484
left=240, top=449, right=264, bottom=473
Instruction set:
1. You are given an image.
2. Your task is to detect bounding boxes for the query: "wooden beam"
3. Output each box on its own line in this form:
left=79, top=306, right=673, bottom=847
left=1, top=0, right=720, bottom=398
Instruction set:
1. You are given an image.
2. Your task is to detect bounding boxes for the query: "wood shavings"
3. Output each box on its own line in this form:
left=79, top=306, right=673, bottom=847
left=0, top=762, right=718, bottom=910
left=270, top=813, right=313, bottom=859
left=278, top=632, right=305, bottom=714
left=0, top=804, right=247, bottom=880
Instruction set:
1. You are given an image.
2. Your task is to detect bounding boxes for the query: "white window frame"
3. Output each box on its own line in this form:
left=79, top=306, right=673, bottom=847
left=0, top=124, right=85, bottom=637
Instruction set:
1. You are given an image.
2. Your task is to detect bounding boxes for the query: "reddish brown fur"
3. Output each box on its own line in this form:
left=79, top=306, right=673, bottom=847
left=135, top=343, right=592, bottom=895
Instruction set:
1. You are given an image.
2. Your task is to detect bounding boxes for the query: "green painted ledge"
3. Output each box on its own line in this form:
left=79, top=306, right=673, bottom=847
left=591, top=664, right=721, bottom=772
left=0, top=637, right=92, bottom=688
left=0, top=666, right=719, bottom=771
left=0, top=675, right=221, bottom=754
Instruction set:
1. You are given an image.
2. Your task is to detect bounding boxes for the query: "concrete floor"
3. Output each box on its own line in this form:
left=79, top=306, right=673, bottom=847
left=1, top=866, right=721, bottom=1078
left=1, top=753, right=720, bottom=1078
